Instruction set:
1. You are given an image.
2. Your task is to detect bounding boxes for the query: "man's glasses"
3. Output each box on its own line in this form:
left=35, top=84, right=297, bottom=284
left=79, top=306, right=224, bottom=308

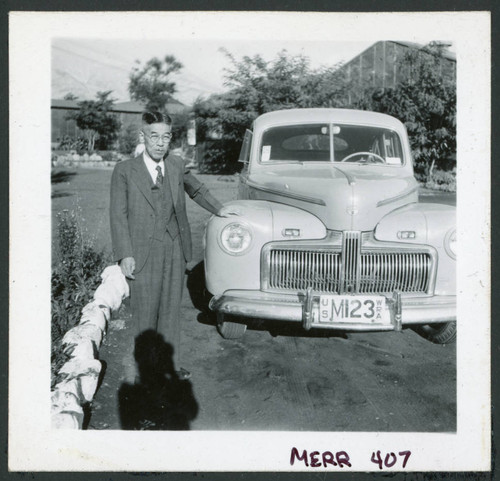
left=145, top=133, right=173, bottom=144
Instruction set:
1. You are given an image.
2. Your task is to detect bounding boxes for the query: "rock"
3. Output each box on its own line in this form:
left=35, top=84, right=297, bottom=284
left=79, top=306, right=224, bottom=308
left=52, top=379, right=81, bottom=408
left=61, top=335, right=95, bottom=362
left=62, top=329, right=84, bottom=348
left=58, top=359, right=102, bottom=402
left=63, top=320, right=104, bottom=349
left=51, top=412, right=82, bottom=429
left=84, top=323, right=103, bottom=348
left=79, top=367, right=101, bottom=402
left=81, top=302, right=108, bottom=330
left=51, top=381, right=84, bottom=427
left=93, top=265, right=130, bottom=311
left=50, top=267, right=130, bottom=429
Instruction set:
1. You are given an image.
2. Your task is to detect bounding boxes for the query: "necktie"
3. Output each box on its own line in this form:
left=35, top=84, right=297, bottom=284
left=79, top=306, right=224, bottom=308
left=155, top=165, right=163, bottom=187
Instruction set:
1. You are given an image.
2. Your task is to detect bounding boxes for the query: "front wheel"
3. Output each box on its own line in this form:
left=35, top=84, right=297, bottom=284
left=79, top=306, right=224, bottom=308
left=413, top=321, right=456, bottom=345
left=216, top=313, right=247, bottom=339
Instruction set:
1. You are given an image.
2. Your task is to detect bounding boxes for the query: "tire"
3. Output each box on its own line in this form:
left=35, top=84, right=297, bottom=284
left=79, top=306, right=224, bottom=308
left=413, top=321, right=456, bottom=345
left=216, top=313, right=247, bottom=339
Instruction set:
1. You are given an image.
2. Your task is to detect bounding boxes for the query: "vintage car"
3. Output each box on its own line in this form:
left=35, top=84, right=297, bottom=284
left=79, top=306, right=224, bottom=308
left=204, top=108, right=456, bottom=344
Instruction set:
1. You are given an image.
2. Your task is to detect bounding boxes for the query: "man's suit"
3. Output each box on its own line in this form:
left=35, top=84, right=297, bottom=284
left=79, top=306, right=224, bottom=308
left=110, top=153, right=223, bottom=365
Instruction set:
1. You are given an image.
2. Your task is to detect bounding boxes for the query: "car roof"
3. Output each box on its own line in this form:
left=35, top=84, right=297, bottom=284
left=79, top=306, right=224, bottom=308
left=253, top=108, right=405, bottom=131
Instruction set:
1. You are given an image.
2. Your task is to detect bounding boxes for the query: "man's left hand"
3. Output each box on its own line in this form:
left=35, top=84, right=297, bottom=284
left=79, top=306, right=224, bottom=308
left=217, top=206, right=241, bottom=218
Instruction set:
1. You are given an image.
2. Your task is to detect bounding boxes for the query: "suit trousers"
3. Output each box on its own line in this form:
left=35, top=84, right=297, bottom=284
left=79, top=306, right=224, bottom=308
left=129, top=232, right=186, bottom=368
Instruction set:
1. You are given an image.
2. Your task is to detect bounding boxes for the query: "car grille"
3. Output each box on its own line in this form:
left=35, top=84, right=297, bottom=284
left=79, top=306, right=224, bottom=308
left=266, top=232, right=433, bottom=294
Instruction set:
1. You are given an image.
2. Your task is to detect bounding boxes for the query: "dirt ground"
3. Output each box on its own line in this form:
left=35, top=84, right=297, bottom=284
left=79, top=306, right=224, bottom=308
left=52, top=167, right=456, bottom=432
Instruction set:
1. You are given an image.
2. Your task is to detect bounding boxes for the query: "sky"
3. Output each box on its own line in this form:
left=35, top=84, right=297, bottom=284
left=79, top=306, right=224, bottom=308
left=52, top=38, right=376, bottom=105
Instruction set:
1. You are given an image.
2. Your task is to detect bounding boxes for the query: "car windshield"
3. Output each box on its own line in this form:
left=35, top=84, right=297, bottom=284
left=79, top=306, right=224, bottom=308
left=260, top=123, right=404, bottom=165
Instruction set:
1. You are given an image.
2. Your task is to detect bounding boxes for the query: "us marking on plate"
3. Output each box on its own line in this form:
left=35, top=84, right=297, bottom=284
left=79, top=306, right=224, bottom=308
left=313, top=295, right=390, bottom=325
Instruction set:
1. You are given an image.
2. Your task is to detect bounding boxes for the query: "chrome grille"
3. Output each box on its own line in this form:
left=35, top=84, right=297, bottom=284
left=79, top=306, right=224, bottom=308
left=358, top=253, right=431, bottom=293
left=341, top=231, right=361, bottom=293
left=269, top=249, right=342, bottom=292
left=266, top=233, right=432, bottom=294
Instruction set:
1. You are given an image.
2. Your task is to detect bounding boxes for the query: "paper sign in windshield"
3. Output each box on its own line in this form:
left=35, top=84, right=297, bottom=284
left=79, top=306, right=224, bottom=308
left=262, top=145, right=271, bottom=162
left=386, top=157, right=402, bottom=165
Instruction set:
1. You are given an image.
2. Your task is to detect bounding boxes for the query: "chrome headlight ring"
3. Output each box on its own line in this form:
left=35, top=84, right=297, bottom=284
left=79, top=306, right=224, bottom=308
left=218, top=222, right=253, bottom=256
left=444, top=228, right=457, bottom=260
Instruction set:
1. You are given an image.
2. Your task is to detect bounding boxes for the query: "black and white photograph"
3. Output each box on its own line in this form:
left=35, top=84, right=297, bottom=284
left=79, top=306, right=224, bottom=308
left=9, top=10, right=490, bottom=472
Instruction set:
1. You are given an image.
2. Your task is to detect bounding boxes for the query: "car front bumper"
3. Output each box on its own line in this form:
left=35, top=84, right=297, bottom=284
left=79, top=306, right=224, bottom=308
left=209, top=289, right=456, bottom=331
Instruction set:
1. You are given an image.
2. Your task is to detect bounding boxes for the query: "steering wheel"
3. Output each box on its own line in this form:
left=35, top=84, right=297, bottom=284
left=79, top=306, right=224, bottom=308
left=340, top=151, right=385, bottom=163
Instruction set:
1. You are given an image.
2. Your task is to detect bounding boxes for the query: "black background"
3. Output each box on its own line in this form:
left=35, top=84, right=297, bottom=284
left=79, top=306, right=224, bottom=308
left=2, top=1, right=497, bottom=480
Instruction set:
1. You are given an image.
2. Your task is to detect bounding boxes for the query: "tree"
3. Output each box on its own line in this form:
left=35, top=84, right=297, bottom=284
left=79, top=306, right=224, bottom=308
left=169, top=108, right=190, bottom=149
left=63, top=92, right=79, bottom=101
left=118, top=123, right=139, bottom=155
left=128, top=55, right=183, bottom=111
left=356, top=42, right=456, bottom=181
left=219, top=49, right=348, bottom=117
left=68, top=91, right=121, bottom=152
left=193, top=50, right=351, bottom=173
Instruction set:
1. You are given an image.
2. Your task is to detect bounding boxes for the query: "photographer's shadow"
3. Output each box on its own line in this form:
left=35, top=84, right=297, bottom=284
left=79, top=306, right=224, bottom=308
left=118, top=330, right=198, bottom=430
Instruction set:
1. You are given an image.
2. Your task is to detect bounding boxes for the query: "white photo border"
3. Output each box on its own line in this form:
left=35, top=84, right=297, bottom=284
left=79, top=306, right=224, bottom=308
left=9, top=10, right=491, bottom=472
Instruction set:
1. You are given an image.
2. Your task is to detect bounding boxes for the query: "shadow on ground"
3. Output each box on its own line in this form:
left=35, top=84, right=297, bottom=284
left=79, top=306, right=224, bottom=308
left=51, top=171, right=77, bottom=199
left=187, top=260, right=347, bottom=340
left=118, top=330, right=198, bottom=430
left=51, top=192, right=74, bottom=199
left=186, top=261, right=212, bottom=314
left=51, top=170, right=77, bottom=184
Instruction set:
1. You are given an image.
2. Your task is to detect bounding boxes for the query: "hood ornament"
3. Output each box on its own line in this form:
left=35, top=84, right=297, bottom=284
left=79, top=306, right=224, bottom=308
left=346, top=204, right=359, bottom=215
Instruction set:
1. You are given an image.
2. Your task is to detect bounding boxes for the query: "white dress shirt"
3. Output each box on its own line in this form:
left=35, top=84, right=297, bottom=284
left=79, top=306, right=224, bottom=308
left=143, top=151, right=165, bottom=184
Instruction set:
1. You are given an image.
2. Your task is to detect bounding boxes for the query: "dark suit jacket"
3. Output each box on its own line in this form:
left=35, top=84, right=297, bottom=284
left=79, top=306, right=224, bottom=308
left=110, top=153, right=223, bottom=272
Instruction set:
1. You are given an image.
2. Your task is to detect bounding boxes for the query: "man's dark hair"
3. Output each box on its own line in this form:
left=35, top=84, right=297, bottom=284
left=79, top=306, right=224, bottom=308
left=142, top=111, right=172, bottom=126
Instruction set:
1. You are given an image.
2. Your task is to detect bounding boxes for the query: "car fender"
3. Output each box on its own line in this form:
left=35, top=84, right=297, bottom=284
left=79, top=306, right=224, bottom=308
left=204, top=200, right=327, bottom=295
left=375, top=203, right=456, bottom=295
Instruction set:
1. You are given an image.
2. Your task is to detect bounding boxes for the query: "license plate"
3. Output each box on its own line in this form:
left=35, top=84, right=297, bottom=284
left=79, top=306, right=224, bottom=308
left=313, top=295, right=389, bottom=325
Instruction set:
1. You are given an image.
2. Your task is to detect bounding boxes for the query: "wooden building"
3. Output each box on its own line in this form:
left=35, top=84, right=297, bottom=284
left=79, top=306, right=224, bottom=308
left=51, top=98, right=186, bottom=145
left=340, top=41, right=456, bottom=104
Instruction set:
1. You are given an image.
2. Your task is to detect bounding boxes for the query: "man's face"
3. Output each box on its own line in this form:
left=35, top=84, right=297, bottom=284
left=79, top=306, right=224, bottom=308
left=140, top=122, right=172, bottom=161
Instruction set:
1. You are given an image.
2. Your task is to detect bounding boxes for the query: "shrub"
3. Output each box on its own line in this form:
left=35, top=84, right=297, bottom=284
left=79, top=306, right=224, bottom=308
left=118, top=123, right=140, bottom=155
left=197, top=140, right=242, bottom=175
left=58, top=135, right=89, bottom=152
left=51, top=209, right=109, bottom=388
left=425, top=168, right=456, bottom=192
left=99, top=151, right=114, bottom=162
left=356, top=43, right=456, bottom=184
left=67, top=91, right=121, bottom=152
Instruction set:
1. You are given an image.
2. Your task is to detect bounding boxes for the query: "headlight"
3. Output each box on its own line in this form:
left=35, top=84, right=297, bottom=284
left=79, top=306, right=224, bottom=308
left=219, top=222, right=253, bottom=255
left=444, top=228, right=456, bottom=260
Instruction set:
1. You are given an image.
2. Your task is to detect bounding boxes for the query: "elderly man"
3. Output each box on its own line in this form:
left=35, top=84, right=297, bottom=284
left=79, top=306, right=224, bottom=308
left=110, top=111, right=229, bottom=380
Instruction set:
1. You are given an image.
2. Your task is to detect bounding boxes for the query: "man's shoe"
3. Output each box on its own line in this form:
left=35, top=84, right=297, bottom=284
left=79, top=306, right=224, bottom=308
left=176, top=368, right=191, bottom=380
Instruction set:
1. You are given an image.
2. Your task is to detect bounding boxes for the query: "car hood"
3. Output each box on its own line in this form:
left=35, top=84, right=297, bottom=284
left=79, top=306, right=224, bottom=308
left=246, top=164, right=419, bottom=231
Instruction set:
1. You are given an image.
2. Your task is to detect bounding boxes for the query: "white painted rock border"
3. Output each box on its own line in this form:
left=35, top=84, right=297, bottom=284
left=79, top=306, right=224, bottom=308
left=51, top=265, right=129, bottom=429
